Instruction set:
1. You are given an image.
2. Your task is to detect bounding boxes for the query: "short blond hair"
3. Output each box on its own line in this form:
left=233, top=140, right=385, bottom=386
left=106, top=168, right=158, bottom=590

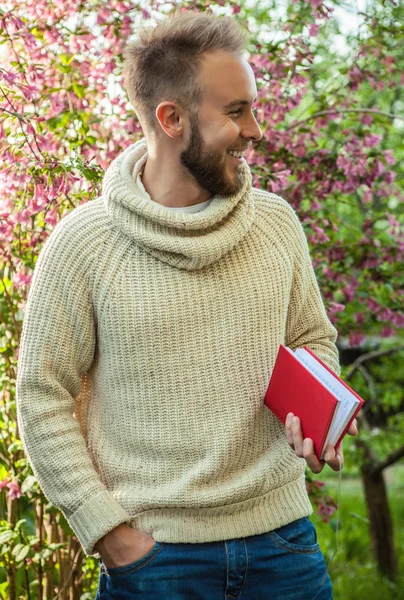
left=122, top=10, right=249, bottom=137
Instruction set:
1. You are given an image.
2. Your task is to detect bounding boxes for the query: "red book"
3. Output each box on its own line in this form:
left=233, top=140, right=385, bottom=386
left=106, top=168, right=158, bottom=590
left=264, top=345, right=364, bottom=460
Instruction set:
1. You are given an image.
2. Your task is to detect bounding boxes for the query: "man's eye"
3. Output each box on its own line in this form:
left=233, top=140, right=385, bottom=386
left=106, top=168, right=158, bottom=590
left=230, top=108, right=258, bottom=118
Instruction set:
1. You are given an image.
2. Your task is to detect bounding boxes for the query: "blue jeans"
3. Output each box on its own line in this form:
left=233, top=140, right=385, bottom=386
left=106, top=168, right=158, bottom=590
left=95, top=516, right=332, bottom=599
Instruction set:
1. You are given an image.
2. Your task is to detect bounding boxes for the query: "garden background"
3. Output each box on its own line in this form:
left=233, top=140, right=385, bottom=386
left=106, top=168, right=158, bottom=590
left=0, top=0, right=403, bottom=598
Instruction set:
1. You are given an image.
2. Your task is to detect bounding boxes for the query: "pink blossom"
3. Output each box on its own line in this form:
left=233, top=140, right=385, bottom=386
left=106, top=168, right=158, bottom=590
left=0, top=13, right=25, bottom=35
left=381, top=325, right=394, bottom=337
left=308, top=24, right=320, bottom=37
left=384, top=171, right=396, bottom=184
left=313, top=480, right=325, bottom=489
left=0, top=477, right=9, bottom=491
left=348, top=332, right=366, bottom=347
left=272, top=169, right=291, bottom=190
left=306, top=482, right=313, bottom=494
left=362, top=188, right=373, bottom=204
left=343, top=281, right=359, bottom=302
left=377, top=308, right=394, bottom=322
left=12, top=271, right=32, bottom=288
left=43, top=209, right=59, bottom=227
left=387, top=213, right=400, bottom=232
left=308, top=1, right=324, bottom=11
left=391, top=312, right=404, bottom=328
left=6, top=480, right=23, bottom=500
left=317, top=501, right=336, bottom=522
left=363, top=257, right=379, bottom=268
left=371, top=80, right=385, bottom=91
left=366, top=298, right=380, bottom=312
left=384, top=150, right=397, bottom=166
left=328, top=302, right=345, bottom=315
left=360, top=114, right=373, bottom=125
left=372, top=158, right=386, bottom=177
left=363, top=134, right=382, bottom=148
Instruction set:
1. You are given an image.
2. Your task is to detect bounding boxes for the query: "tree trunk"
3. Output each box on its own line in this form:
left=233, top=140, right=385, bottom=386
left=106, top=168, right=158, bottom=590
left=70, top=538, right=83, bottom=600
left=44, top=513, right=56, bottom=600
left=6, top=497, right=17, bottom=600
left=361, top=460, right=397, bottom=580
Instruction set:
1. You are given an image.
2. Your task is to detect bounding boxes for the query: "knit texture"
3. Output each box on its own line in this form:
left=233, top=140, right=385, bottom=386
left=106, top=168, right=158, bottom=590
left=16, top=139, right=340, bottom=556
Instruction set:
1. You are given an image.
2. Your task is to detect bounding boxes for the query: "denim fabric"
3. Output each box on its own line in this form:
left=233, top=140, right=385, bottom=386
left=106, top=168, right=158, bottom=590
left=95, top=516, right=332, bottom=599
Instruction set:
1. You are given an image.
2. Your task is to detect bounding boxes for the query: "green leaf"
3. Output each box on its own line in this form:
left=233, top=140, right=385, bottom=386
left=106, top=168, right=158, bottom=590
left=0, top=582, right=8, bottom=595
left=47, top=542, right=66, bottom=551
left=15, top=545, right=30, bottom=562
left=350, top=512, right=370, bottom=523
left=14, top=519, right=26, bottom=531
left=82, top=168, right=99, bottom=181
left=28, top=536, right=40, bottom=546
left=1, top=544, right=11, bottom=556
left=21, top=475, right=38, bottom=494
left=72, top=83, right=86, bottom=99
left=7, top=440, right=23, bottom=454
left=58, top=513, right=73, bottom=536
left=0, top=530, right=14, bottom=544
left=39, top=547, right=54, bottom=560
left=12, top=542, right=24, bottom=556
left=59, top=54, right=74, bottom=66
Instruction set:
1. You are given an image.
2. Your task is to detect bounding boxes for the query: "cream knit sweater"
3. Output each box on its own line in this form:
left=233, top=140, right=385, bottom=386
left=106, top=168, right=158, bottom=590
left=16, top=139, right=340, bottom=556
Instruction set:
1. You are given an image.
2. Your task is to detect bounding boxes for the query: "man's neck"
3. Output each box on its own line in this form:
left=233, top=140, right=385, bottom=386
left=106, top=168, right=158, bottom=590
left=141, top=156, right=212, bottom=209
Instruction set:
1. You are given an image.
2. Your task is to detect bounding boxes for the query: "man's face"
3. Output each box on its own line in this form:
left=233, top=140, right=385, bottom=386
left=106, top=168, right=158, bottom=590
left=179, top=50, right=262, bottom=197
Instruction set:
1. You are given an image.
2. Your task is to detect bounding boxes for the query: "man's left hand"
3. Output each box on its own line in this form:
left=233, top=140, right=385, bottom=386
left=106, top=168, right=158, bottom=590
left=285, top=412, right=358, bottom=474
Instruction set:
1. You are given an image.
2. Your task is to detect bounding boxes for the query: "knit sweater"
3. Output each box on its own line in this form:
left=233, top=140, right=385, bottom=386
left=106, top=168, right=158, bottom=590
left=16, top=138, right=340, bottom=556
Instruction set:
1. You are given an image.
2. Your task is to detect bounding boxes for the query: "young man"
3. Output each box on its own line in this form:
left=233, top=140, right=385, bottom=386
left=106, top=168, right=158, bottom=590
left=17, top=10, right=357, bottom=599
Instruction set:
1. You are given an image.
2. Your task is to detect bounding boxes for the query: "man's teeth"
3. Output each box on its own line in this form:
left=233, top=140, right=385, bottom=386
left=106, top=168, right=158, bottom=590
left=227, top=150, right=246, bottom=158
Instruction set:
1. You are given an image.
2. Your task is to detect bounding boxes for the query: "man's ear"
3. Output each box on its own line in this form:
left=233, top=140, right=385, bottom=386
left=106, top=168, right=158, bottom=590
left=155, top=102, right=185, bottom=139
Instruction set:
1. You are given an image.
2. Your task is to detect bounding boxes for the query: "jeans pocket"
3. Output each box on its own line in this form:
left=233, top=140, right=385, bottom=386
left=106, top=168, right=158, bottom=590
left=266, top=517, right=320, bottom=554
left=102, top=541, right=165, bottom=577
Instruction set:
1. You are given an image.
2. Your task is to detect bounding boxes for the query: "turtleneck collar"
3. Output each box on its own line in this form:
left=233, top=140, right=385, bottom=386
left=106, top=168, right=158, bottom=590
left=102, top=138, right=256, bottom=270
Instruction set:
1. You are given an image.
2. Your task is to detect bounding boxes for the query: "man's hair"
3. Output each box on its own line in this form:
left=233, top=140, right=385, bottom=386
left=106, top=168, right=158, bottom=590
left=122, top=10, right=249, bottom=138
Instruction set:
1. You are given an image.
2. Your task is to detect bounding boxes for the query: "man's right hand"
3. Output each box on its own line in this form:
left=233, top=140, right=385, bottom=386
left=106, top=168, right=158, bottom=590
left=94, top=523, right=157, bottom=569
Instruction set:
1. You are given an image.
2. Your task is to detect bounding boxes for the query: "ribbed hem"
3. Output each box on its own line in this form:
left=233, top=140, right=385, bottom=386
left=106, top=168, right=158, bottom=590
left=68, top=490, right=132, bottom=555
left=130, top=477, right=312, bottom=543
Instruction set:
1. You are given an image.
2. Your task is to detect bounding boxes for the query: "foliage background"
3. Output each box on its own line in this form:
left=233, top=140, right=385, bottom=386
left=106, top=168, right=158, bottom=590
left=0, top=0, right=403, bottom=598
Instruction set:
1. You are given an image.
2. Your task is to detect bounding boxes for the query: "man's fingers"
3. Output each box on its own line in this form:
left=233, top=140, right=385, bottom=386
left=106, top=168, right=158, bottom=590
left=291, top=416, right=304, bottom=457
left=285, top=412, right=294, bottom=447
left=347, top=418, right=358, bottom=436
left=323, top=444, right=344, bottom=471
left=285, top=414, right=341, bottom=475
left=302, top=438, right=325, bottom=474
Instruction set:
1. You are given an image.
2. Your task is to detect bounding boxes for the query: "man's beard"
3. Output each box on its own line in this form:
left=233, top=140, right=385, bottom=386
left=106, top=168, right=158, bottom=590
left=180, top=112, right=244, bottom=197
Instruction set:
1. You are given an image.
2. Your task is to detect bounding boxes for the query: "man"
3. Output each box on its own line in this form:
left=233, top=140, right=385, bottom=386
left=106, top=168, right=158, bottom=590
left=17, top=10, right=357, bottom=599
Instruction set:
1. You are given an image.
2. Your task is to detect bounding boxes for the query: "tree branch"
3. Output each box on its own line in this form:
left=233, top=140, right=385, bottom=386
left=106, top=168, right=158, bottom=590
left=345, top=345, right=404, bottom=381
left=374, top=445, right=404, bottom=475
left=286, top=108, right=403, bottom=130
left=51, top=546, right=82, bottom=600
left=356, top=364, right=376, bottom=416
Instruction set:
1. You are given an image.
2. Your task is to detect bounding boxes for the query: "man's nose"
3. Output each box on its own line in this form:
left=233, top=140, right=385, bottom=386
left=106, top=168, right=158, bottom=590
left=241, top=115, right=263, bottom=143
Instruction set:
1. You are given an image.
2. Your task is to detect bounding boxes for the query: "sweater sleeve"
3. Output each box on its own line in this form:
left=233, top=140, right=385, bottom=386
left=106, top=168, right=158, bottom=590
left=284, top=207, right=340, bottom=376
left=16, top=215, right=131, bottom=555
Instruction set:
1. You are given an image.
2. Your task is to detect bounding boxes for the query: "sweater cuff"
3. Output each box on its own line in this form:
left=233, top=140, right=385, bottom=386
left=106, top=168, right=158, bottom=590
left=68, top=490, right=132, bottom=556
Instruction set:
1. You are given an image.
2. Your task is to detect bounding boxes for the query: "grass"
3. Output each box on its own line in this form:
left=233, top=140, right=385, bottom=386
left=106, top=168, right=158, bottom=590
left=311, top=462, right=404, bottom=600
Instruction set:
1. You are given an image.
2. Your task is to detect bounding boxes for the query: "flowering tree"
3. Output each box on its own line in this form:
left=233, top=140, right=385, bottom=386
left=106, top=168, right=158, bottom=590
left=0, top=0, right=403, bottom=596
